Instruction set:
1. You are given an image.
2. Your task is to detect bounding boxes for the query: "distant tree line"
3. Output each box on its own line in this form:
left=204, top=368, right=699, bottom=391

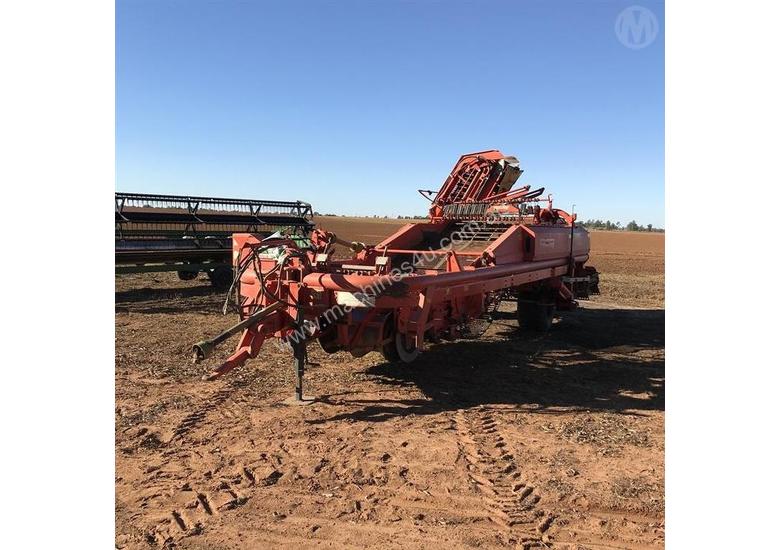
left=313, top=212, right=425, bottom=219
left=580, top=219, right=664, bottom=232
left=312, top=212, right=662, bottom=231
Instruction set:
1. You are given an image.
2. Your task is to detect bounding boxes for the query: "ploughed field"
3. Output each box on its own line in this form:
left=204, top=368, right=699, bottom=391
left=116, top=219, right=664, bottom=549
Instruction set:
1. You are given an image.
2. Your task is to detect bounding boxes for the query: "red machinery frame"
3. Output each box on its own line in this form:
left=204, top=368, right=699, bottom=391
left=193, top=151, right=599, bottom=400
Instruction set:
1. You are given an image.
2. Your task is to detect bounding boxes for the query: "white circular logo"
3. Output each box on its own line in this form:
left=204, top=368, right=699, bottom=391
left=615, top=5, right=659, bottom=49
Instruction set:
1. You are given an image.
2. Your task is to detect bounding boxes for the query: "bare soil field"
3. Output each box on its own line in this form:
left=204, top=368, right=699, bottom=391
left=312, top=216, right=428, bottom=244
left=116, top=223, right=664, bottom=549
left=587, top=232, right=664, bottom=309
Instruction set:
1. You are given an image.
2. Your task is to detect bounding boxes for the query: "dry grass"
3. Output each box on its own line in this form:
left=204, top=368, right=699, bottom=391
left=542, top=413, right=651, bottom=456
left=610, top=475, right=664, bottom=514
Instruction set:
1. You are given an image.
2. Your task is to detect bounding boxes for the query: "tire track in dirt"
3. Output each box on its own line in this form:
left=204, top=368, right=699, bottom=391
left=145, top=454, right=286, bottom=547
left=137, top=377, right=284, bottom=546
left=171, top=386, right=235, bottom=439
left=455, top=407, right=555, bottom=549
left=146, top=477, right=251, bottom=547
left=170, top=373, right=258, bottom=439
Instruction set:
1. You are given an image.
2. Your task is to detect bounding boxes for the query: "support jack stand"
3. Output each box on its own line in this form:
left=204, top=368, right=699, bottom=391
left=282, top=338, right=316, bottom=406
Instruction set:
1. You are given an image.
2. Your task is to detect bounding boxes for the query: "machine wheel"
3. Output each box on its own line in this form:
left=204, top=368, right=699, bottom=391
left=517, top=299, right=554, bottom=332
left=382, top=332, right=420, bottom=364
left=177, top=270, right=198, bottom=281
left=207, top=266, right=233, bottom=290
left=317, top=328, right=341, bottom=354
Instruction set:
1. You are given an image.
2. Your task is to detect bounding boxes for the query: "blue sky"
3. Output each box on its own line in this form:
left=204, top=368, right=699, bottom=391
left=117, top=0, right=664, bottom=227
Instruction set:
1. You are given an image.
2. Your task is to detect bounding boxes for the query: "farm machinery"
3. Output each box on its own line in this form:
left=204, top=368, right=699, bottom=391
left=192, top=150, right=599, bottom=399
left=115, top=192, right=314, bottom=288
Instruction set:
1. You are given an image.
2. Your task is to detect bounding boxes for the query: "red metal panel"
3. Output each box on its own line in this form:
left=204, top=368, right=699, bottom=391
left=192, top=151, right=599, bottom=383
left=521, top=225, right=590, bottom=262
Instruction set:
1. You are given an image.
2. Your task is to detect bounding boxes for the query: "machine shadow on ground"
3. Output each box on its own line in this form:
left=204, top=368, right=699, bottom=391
left=115, top=282, right=226, bottom=314
left=311, top=307, right=665, bottom=424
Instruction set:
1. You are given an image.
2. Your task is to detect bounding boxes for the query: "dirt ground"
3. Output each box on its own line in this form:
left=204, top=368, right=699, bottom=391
left=116, top=223, right=664, bottom=549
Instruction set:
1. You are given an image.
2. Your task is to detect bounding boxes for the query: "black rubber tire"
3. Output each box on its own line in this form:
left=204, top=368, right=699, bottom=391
left=382, top=332, right=420, bottom=363
left=381, top=317, right=400, bottom=362
left=517, top=300, right=554, bottom=332
left=381, top=337, right=401, bottom=362
left=177, top=270, right=198, bottom=281
left=317, top=328, right=341, bottom=354
left=207, top=266, right=233, bottom=290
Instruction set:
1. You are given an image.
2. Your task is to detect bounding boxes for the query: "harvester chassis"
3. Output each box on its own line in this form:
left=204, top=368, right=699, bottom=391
left=192, top=151, right=599, bottom=400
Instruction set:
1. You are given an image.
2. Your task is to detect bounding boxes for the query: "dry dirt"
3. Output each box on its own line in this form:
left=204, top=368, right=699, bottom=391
left=116, top=222, right=664, bottom=549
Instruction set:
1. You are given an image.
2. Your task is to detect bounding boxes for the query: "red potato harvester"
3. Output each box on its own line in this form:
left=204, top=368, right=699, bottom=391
left=192, top=150, right=600, bottom=400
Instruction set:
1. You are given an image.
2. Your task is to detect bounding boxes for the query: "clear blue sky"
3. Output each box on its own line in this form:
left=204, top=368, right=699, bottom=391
left=117, top=0, right=664, bottom=227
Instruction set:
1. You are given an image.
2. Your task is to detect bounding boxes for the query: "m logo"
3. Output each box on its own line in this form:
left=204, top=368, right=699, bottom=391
left=615, top=5, right=659, bottom=49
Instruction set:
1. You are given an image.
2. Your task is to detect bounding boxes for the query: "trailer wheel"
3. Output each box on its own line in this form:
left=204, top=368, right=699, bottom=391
left=177, top=270, right=198, bottom=281
left=207, top=266, right=233, bottom=290
left=317, top=328, right=340, bottom=354
left=517, top=300, right=554, bottom=332
left=382, top=332, right=420, bottom=364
